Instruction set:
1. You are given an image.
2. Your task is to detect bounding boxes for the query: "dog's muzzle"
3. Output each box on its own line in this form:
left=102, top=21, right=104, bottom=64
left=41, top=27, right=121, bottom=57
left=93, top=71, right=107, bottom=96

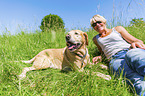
left=66, top=35, right=81, bottom=52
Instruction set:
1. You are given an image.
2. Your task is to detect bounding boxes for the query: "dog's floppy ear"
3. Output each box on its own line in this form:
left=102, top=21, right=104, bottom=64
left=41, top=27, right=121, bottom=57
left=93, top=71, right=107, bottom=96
left=83, top=32, right=88, bottom=45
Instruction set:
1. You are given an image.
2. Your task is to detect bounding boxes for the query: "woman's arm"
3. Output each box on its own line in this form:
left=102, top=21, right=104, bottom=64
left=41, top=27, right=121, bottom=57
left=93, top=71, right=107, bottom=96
left=115, top=26, right=145, bottom=49
left=93, top=36, right=103, bottom=53
left=92, top=36, right=103, bottom=64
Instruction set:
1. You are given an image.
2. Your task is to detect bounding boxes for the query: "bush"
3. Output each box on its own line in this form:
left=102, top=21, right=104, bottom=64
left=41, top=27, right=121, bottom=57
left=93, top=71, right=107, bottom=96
left=129, top=18, right=145, bottom=27
left=40, top=14, right=65, bottom=32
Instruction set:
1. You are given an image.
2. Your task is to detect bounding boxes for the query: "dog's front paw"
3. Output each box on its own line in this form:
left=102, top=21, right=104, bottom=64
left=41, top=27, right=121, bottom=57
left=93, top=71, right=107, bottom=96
left=104, top=75, right=111, bottom=81
left=99, top=64, right=108, bottom=70
left=93, top=72, right=111, bottom=80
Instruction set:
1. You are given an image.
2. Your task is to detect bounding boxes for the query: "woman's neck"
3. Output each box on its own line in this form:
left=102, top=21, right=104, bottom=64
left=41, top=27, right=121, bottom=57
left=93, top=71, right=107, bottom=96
left=99, top=29, right=112, bottom=38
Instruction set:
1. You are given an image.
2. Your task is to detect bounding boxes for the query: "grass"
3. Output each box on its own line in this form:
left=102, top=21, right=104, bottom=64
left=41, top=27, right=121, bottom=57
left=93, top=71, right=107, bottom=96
left=1, top=25, right=145, bottom=96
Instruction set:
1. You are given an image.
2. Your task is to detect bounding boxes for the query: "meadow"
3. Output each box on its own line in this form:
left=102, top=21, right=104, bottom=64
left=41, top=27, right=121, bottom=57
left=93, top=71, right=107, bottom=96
left=1, top=24, right=145, bottom=96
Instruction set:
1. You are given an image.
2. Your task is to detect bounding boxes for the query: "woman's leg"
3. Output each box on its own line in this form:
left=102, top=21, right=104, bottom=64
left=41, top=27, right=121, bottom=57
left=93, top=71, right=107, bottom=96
left=125, top=48, right=145, bottom=76
left=110, top=58, right=145, bottom=95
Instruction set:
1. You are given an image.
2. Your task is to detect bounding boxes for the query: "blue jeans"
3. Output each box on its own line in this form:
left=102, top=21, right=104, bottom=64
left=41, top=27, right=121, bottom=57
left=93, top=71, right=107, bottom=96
left=109, top=48, right=145, bottom=96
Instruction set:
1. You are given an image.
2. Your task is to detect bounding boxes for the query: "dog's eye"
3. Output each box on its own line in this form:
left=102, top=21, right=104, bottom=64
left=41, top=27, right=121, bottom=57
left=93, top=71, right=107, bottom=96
left=75, top=32, right=78, bottom=35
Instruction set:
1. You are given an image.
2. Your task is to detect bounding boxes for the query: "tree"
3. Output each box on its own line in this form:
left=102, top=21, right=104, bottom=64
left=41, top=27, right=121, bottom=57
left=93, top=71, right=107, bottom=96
left=40, top=14, right=65, bottom=32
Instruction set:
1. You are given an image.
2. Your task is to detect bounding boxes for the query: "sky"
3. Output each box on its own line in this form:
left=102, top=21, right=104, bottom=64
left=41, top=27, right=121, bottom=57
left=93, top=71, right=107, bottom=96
left=0, top=0, right=145, bottom=35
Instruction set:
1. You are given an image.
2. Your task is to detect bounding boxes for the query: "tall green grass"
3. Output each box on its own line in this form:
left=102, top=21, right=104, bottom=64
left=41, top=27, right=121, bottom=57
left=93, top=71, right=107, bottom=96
left=2, top=26, right=144, bottom=95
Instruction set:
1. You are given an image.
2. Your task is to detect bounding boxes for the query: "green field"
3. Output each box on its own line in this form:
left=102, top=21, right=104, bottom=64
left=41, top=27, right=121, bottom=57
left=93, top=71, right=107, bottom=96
left=1, top=24, right=145, bottom=96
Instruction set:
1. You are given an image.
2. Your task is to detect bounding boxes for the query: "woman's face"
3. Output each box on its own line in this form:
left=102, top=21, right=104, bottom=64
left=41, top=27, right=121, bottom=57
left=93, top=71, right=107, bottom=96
left=92, top=21, right=106, bottom=33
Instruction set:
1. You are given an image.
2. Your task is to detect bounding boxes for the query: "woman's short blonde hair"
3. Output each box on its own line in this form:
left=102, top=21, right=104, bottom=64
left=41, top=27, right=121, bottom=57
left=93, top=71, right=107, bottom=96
left=90, top=14, right=106, bottom=26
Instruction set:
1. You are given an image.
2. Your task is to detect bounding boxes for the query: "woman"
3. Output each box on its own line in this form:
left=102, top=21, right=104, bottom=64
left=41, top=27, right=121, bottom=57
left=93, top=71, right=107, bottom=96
left=90, top=14, right=145, bottom=96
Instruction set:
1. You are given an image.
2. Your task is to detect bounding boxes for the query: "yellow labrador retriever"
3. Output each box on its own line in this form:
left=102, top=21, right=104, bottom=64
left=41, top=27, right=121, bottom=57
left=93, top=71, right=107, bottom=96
left=18, top=30, right=111, bottom=80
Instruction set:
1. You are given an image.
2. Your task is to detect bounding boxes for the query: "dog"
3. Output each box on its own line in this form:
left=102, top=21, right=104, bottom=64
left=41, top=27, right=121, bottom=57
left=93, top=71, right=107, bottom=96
left=18, top=30, right=111, bottom=80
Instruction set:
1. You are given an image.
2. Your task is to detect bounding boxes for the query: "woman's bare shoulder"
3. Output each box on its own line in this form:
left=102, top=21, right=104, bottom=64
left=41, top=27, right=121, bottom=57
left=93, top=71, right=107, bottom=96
left=114, top=26, right=126, bottom=33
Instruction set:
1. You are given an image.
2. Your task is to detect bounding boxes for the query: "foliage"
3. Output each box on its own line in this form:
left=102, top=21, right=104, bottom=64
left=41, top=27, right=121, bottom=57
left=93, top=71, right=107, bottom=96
left=40, top=14, right=65, bottom=32
left=125, top=18, right=145, bottom=41
left=129, top=18, right=145, bottom=27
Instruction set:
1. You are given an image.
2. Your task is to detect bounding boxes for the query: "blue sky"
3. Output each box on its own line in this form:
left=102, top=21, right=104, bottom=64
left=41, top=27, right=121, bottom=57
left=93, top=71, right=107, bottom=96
left=0, top=0, right=145, bottom=34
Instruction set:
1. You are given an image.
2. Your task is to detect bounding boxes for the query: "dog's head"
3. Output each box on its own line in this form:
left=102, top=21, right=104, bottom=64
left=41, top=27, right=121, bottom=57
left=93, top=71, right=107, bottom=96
left=66, top=30, right=88, bottom=52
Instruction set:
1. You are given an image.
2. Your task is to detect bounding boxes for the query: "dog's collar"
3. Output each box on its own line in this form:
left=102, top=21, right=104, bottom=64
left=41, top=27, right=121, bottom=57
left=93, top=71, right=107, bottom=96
left=74, top=49, right=88, bottom=68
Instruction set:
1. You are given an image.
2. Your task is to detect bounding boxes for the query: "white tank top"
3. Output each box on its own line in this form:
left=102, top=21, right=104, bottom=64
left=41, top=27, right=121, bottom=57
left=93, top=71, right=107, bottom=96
left=96, top=28, right=131, bottom=59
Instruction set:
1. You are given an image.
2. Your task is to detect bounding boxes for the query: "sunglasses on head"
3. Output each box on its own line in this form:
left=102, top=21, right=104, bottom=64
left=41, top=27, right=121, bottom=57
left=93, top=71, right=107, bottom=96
left=92, top=21, right=102, bottom=27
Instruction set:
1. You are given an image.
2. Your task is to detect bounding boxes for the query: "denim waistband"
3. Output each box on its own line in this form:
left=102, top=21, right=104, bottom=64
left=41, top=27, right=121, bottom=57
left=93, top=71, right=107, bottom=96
left=112, top=48, right=129, bottom=59
left=114, top=48, right=129, bottom=55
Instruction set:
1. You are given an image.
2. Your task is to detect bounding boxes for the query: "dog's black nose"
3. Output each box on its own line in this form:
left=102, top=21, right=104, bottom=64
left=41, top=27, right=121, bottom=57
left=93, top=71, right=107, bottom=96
left=66, top=35, right=71, bottom=40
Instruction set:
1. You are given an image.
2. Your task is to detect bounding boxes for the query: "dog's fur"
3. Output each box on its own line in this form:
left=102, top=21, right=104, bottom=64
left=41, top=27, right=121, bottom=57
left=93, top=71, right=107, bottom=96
left=18, top=30, right=111, bottom=80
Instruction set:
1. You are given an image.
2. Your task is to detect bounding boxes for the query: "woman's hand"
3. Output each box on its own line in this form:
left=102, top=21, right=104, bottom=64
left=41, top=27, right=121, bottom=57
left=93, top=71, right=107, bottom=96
left=92, top=56, right=102, bottom=64
left=131, top=41, right=145, bottom=50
